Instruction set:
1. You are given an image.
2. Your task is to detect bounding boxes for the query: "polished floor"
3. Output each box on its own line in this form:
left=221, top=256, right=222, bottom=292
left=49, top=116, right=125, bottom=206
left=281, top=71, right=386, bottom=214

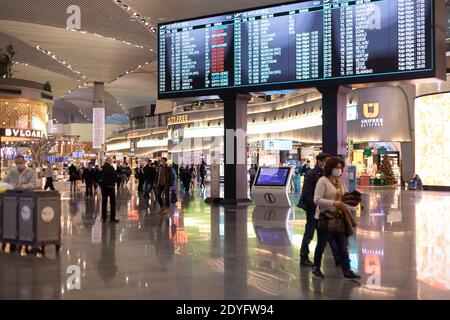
left=0, top=180, right=449, bottom=300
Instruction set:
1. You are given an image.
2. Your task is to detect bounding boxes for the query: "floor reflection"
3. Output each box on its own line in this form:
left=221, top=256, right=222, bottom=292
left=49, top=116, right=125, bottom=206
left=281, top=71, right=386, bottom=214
left=0, top=181, right=449, bottom=299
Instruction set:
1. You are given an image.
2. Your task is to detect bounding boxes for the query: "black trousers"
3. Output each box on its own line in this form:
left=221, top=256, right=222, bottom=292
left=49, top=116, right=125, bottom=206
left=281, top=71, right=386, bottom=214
left=138, top=178, right=144, bottom=192
left=85, top=180, right=94, bottom=196
left=314, top=229, right=351, bottom=275
left=44, top=177, right=55, bottom=190
left=200, top=175, right=205, bottom=188
left=157, top=186, right=170, bottom=208
left=101, top=187, right=116, bottom=220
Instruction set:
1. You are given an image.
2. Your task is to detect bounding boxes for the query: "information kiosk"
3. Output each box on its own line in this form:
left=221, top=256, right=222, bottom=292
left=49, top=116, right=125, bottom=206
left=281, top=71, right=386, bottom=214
left=252, top=167, right=293, bottom=208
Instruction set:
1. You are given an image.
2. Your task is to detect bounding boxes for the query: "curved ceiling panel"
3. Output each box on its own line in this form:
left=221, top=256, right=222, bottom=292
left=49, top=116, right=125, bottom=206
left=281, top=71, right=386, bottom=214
left=59, top=88, right=124, bottom=115
left=0, top=0, right=156, bottom=49
left=0, top=20, right=151, bottom=82
left=0, top=32, right=81, bottom=80
left=125, top=0, right=292, bottom=24
left=12, top=64, right=79, bottom=98
left=52, top=99, right=91, bottom=124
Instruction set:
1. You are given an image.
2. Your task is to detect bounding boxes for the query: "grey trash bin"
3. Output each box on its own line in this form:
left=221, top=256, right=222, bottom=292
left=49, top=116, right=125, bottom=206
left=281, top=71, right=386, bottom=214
left=2, top=190, right=23, bottom=246
left=18, top=190, right=61, bottom=253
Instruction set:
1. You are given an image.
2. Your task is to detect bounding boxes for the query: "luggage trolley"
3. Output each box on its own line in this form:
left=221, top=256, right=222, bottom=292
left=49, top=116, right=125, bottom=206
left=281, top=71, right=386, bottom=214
left=18, top=190, right=62, bottom=254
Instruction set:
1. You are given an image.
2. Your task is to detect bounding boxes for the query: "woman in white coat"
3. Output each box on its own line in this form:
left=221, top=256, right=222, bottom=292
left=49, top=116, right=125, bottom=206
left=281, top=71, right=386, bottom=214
left=312, top=157, right=361, bottom=280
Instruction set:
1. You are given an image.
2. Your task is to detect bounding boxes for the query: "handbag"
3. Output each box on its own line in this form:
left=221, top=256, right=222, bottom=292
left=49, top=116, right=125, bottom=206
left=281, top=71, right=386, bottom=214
left=318, top=211, right=343, bottom=233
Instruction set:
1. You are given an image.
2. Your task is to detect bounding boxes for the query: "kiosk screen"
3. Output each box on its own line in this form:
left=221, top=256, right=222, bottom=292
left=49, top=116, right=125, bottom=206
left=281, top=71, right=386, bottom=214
left=255, top=167, right=290, bottom=187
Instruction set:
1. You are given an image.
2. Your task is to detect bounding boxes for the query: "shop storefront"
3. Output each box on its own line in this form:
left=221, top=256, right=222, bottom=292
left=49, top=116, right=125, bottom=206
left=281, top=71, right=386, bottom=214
left=0, top=79, right=53, bottom=178
left=415, top=92, right=450, bottom=190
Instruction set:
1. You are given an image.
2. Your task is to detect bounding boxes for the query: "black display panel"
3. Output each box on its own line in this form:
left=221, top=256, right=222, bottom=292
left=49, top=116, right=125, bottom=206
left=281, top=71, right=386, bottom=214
left=255, top=167, right=291, bottom=187
left=158, top=0, right=436, bottom=99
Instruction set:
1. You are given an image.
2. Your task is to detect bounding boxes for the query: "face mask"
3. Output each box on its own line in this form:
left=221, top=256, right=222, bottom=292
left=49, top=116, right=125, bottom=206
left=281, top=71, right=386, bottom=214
left=16, top=164, right=25, bottom=170
left=332, top=168, right=342, bottom=177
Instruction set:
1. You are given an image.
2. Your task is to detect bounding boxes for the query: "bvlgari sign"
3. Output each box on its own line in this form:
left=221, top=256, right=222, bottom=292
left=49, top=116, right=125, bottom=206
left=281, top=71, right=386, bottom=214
left=1, top=128, right=46, bottom=138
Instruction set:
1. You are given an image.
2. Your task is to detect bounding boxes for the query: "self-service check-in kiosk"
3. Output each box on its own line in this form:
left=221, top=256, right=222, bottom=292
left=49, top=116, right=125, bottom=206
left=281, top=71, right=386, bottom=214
left=252, top=167, right=293, bottom=246
left=252, top=167, right=293, bottom=208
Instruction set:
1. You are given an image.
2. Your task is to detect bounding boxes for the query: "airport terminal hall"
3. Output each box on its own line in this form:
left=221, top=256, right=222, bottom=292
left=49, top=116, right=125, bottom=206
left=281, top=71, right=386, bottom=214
left=1, top=0, right=450, bottom=306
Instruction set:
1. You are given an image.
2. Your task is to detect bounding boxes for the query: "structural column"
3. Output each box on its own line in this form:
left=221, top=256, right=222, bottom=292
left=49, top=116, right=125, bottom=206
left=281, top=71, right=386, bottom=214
left=319, top=86, right=352, bottom=156
left=220, top=93, right=251, bottom=204
left=93, top=82, right=106, bottom=163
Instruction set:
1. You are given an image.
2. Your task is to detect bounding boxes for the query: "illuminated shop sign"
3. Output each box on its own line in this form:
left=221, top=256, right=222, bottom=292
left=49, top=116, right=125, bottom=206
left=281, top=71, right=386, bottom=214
left=168, top=114, right=189, bottom=126
left=106, top=142, right=131, bottom=152
left=361, top=103, right=384, bottom=128
left=1, top=128, right=46, bottom=138
left=72, top=150, right=85, bottom=158
left=263, top=140, right=293, bottom=151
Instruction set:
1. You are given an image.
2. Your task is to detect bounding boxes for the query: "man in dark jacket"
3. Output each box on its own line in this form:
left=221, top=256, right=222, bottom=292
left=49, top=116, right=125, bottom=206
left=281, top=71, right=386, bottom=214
left=99, top=158, right=119, bottom=223
left=94, top=165, right=100, bottom=193
left=156, top=157, right=174, bottom=213
left=298, top=152, right=336, bottom=266
left=82, top=162, right=96, bottom=198
left=143, top=160, right=156, bottom=199
left=199, top=161, right=207, bottom=189
left=136, top=163, right=145, bottom=192
left=301, top=160, right=311, bottom=176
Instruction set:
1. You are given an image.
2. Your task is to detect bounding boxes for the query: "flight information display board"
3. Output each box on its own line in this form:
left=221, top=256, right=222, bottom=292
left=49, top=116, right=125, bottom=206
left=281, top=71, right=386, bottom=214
left=158, top=0, right=437, bottom=99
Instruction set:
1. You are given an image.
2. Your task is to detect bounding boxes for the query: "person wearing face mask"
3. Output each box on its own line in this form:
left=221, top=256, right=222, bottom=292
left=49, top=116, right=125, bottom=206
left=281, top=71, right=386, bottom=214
left=298, top=152, right=341, bottom=267
left=312, top=157, right=361, bottom=280
left=3, top=155, right=38, bottom=190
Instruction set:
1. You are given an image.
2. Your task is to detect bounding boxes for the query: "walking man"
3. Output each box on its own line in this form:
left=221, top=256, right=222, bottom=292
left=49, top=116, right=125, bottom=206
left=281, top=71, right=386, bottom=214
left=99, top=158, right=119, bottom=223
left=136, top=163, right=145, bottom=192
left=156, top=157, right=173, bottom=213
left=199, top=161, right=207, bottom=189
left=82, top=162, right=96, bottom=198
left=143, top=160, right=156, bottom=199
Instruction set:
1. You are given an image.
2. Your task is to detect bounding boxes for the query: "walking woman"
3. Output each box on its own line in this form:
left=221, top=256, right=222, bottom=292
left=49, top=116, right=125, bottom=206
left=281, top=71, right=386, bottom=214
left=312, top=157, right=361, bottom=280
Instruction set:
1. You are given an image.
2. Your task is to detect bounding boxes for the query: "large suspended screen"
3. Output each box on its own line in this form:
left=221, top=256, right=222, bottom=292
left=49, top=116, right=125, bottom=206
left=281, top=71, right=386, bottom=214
left=158, top=0, right=436, bottom=99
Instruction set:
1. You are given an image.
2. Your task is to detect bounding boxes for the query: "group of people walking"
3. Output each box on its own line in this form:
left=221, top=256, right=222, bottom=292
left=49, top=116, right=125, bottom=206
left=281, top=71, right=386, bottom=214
left=178, top=161, right=207, bottom=192
left=135, top=158, right=177, bottom=212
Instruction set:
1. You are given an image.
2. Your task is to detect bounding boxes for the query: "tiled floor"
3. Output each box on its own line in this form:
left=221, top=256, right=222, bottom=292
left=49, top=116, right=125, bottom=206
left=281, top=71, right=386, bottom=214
left=0, top=181, right=449, bottom=300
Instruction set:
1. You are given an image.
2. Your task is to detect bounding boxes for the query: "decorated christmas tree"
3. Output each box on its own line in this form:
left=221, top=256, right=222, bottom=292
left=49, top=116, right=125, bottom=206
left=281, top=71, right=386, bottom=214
left=380, top=156, right=397, bottom=185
